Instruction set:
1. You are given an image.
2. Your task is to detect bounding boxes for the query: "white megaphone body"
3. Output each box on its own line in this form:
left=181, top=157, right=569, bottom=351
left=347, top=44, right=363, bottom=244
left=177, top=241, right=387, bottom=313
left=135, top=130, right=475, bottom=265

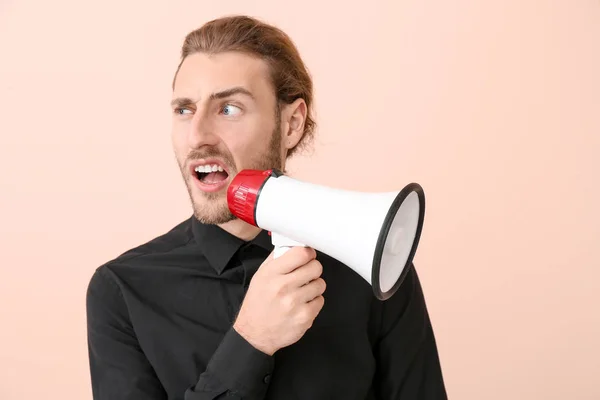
left=226, top=169, right=425, bottom=301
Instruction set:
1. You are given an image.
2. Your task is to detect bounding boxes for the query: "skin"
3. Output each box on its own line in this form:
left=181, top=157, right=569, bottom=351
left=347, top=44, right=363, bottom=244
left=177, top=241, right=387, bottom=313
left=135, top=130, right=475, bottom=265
left=171, top=51, right=308, bottom=240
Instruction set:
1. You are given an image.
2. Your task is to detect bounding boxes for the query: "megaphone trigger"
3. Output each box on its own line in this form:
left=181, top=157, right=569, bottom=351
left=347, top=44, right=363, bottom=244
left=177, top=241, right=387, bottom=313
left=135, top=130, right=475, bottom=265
left=271, top=231, right=308, bottom=259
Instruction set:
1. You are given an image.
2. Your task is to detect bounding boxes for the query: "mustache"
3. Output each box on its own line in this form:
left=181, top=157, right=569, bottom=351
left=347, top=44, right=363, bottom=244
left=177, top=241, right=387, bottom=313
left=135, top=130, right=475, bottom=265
left=185, top=148, right=235, bottom=170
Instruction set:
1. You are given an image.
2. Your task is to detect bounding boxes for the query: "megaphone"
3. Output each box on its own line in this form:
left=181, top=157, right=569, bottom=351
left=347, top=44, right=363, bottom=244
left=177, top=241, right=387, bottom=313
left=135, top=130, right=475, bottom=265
left=227, top=169, right=425, bottom=301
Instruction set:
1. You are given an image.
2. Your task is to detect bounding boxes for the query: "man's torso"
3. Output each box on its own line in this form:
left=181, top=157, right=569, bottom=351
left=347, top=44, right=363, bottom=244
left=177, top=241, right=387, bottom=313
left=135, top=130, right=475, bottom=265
left=97, top=216, right=384, bottom=399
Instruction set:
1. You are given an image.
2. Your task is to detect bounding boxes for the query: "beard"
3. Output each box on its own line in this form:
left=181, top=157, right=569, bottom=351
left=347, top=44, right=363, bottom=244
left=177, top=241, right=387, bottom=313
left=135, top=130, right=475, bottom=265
left=178, top=122, right=283, bottom=225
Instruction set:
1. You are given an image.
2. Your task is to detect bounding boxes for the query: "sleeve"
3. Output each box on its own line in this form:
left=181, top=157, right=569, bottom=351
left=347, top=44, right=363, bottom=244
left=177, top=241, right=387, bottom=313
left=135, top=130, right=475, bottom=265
left=86, top=267, right=168, bottom=399
left=87, top=266, right=275, bottom=400
left=183, top=326, right=275, bottom=400
left=371, top=264, right=448, bottom=399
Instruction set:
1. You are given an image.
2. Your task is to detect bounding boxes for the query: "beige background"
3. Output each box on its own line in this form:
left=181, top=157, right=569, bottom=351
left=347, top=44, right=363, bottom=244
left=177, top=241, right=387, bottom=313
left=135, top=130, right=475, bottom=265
left=1, top=1, right=599, bottom=399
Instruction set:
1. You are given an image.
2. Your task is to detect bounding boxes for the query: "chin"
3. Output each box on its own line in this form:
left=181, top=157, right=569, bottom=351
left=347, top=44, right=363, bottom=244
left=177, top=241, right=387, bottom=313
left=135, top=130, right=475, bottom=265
left=181, top=168, right=237, bottom=225
left=191, top=195, right=236, bottom=225
left=193, top=209, right=237, bottom=225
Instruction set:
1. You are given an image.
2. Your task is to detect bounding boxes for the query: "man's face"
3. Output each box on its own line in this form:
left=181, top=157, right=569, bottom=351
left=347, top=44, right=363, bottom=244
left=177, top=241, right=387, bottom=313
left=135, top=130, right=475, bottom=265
left=171, top=52, right=285, bottom=225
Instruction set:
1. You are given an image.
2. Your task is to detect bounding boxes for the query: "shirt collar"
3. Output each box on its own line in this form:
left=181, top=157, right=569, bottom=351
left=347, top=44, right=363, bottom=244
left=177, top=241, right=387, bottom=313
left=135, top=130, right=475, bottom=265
left=191, top=215, right=273, bottom=274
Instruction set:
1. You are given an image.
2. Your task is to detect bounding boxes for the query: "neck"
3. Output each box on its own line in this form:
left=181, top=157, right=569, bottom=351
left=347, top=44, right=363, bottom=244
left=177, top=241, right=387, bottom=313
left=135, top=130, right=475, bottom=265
left=218, top=218, right=262, bottom=242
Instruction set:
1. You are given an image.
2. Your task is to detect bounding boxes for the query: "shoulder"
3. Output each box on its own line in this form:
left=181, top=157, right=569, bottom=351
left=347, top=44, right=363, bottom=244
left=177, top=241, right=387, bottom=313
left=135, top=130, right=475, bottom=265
left=96, top=216, right=194, bottom=273
left=107, top=216, right=194, bottom=265
left=86, top=216, right=194, bottom=302
left=374, top=262, right=432, bottom=337
left=314, top=250, right=375, bottom=327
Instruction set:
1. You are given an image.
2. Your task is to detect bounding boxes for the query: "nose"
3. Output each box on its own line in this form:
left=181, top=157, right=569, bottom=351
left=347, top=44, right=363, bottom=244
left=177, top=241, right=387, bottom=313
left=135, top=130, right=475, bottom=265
left=187, top=109, right=219, bottom=149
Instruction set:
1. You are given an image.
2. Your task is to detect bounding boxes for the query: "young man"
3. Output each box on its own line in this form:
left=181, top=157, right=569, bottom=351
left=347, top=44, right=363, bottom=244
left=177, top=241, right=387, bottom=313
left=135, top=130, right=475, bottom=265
left=86, top=15, right=447, bottom=400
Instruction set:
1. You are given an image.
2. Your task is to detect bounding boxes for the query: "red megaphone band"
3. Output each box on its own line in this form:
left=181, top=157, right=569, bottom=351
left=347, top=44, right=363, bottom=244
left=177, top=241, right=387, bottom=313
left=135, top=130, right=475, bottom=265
left=227, top=169, right=282, bottom=226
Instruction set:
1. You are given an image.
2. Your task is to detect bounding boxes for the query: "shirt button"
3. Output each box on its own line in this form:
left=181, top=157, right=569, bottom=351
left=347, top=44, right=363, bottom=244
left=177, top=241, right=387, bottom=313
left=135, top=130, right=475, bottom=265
left=263, top=374, right=271, bottom=384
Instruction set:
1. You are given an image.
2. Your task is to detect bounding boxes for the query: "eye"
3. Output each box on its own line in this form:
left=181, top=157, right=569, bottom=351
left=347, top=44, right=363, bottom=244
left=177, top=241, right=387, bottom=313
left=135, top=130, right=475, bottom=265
left=174, top=107, right=192, bottom=115
left=221, top=104, right=242, bottom=116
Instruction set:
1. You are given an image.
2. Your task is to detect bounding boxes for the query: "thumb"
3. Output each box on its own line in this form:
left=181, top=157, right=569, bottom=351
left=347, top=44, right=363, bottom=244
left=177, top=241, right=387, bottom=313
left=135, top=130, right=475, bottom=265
left=257, top=249, right=277, bottom=274
left=265, top=249, right=276, bottom=263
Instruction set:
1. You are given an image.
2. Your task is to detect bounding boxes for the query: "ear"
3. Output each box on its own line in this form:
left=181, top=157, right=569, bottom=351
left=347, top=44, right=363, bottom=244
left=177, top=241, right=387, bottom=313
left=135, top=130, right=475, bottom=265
left=281, top=98, right=307, bottom=152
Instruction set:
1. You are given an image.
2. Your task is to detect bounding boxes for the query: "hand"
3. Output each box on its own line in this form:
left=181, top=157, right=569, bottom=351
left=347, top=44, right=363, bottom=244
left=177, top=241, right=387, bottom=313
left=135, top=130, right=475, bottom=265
left=233, top=246, right=326, bottom=356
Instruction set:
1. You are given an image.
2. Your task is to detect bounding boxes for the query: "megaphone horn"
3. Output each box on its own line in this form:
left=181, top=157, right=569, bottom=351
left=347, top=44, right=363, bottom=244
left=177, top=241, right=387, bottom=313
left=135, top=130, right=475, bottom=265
left=227, top=169, right=425, bottom=301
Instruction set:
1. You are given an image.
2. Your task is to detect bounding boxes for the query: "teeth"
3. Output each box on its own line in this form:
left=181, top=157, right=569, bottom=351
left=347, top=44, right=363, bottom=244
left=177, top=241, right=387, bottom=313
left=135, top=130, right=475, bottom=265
left=195, top=164, right=225, bottom=173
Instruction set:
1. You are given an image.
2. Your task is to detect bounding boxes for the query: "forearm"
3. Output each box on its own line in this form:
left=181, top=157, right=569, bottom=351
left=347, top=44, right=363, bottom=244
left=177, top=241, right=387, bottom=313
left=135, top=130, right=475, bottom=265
left=184, top=327, right=274, bottom=400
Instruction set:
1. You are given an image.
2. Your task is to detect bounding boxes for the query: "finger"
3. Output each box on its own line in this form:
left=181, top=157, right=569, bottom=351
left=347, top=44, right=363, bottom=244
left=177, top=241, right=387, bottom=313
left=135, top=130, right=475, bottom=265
left=285, top=259, right=323, bottom=287
left=305, top=294, right=325, bottom=315
left=297, top=278, right=326, bottom=303
left=271, top=246, right=317, bottom=275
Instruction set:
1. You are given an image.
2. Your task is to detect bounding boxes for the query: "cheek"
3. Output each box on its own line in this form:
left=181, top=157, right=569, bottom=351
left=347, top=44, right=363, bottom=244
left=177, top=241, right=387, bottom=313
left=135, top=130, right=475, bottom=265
left=224, top=133, right=268, bottom=167
left=226, top=118, right=273, bottom=150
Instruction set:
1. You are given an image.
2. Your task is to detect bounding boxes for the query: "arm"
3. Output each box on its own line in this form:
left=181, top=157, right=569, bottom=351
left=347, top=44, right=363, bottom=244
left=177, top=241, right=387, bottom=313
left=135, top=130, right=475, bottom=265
left=371, top=264, right=448, bottom=399
left=86, top=267, right=168, bottom=399
left=183, top=326, right=274, bottom=399
left=86, top=267, right=274, bottom=400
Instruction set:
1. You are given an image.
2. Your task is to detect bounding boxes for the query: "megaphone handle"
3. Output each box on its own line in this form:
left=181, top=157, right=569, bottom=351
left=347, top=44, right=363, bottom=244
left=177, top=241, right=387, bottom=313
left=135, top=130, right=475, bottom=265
left=270, top=231, right=307, bottom=259
left=273, top=246, right=292, bottom=259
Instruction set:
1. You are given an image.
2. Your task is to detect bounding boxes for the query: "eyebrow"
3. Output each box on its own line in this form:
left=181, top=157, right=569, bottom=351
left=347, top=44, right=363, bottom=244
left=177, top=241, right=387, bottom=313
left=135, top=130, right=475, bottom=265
left=170, top=86, right=255, bottom=108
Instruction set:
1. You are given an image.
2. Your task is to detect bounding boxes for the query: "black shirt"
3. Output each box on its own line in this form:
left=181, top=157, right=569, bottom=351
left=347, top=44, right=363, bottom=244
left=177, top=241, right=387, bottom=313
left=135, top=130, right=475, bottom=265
left=86, top=215, right=447, bottom=399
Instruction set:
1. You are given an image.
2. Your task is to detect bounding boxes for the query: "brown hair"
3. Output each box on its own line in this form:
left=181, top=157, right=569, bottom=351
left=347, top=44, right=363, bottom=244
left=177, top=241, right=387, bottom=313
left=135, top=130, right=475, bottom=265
left=173, top=15, right=316, bottom=157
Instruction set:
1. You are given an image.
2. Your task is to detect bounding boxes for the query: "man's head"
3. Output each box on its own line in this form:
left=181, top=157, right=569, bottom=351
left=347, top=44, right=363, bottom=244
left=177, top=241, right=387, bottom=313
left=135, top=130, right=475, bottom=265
left=171, top=15, right=315, bottom=225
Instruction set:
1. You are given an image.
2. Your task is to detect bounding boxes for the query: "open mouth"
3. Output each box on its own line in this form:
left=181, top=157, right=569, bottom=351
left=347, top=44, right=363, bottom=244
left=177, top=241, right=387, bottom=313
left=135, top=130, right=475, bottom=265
left=193, top=163, right=230, bottom=185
